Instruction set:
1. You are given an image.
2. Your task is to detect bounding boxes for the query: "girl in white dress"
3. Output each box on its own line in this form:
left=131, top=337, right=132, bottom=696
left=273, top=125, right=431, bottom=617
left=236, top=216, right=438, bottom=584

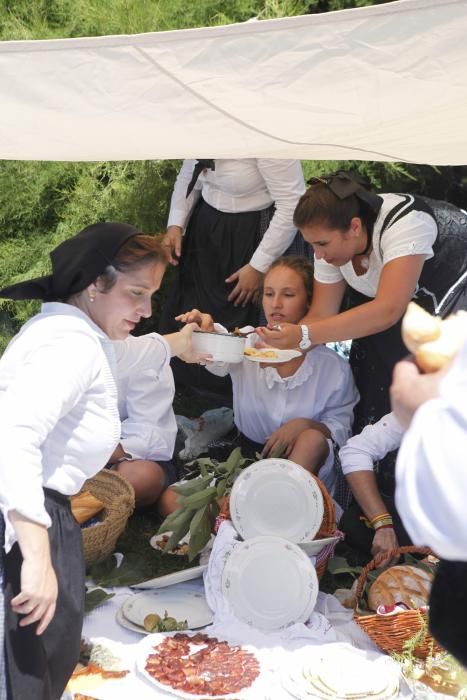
left=174, top=256, right=358, bottom=498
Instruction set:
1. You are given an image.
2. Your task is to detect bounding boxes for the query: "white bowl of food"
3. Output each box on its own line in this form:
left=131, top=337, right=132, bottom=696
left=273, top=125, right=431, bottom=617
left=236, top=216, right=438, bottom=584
left=191, top=331, right=246, bottom=363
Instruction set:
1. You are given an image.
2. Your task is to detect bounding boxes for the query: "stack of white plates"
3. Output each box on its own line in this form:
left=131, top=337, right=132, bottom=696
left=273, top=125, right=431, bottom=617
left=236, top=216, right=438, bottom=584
left=281, top=645, right=400, bottom=700
left=116, top=588, right=213, bottom=634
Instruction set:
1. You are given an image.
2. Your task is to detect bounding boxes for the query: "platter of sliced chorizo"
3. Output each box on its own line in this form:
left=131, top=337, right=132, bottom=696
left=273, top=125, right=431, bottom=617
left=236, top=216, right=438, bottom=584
left=136, top=631, right=262, bottom=698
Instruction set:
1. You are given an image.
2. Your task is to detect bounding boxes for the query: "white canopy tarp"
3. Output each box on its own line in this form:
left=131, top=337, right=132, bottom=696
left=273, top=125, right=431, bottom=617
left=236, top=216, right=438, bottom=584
left=0, top=0, right=466, bottom=164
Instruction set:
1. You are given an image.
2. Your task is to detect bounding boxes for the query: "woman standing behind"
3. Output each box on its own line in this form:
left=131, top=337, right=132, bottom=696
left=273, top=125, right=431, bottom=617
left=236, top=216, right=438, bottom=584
left=0, top=223, right=198, bottom=699
left=160, top=159, right=305, bottom=394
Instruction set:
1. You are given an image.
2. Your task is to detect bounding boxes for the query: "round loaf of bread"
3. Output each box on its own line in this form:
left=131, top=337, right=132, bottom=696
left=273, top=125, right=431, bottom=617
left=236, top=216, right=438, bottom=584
left=401, top=302, right=467, bottom=373
left=367, top=564, right=433, bottom=611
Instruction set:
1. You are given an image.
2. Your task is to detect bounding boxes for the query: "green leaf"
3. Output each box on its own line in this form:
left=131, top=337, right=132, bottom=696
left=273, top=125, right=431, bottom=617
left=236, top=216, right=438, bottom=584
left=171, top=474, right=213, bottom=497
left=88, top=553, right=119, bottom=583
left=188, top=505, right=211, bottom=561
left=216, top=478, right=227, bottom=498
left=269, top=444, right=287, bottom=458
left=90, top=552, right=154, bottom=587
left=84, top=588, right=115, bottom=614
left=327, top=555, right=362, bottom=577
left=157, top=507, right=190, bottom=534
left=178, top=485, right=218, bottom=509
left=222, top=447, right=243, bottom=474
left=163, top=508, right=197, bottom=552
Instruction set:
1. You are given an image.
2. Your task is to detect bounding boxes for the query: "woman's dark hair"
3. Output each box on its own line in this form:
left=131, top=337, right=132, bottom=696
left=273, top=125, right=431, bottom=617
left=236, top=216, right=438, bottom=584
left=293, top=182, right=377, bottom=237
left=99, top=234, right=168, bottom=291
left=264, top=255, right=314, bottom=306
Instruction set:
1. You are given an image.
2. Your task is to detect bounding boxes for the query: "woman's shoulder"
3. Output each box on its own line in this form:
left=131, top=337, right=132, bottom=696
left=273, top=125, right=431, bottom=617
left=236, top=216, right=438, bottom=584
left=19, top=304, right=105, bottom=356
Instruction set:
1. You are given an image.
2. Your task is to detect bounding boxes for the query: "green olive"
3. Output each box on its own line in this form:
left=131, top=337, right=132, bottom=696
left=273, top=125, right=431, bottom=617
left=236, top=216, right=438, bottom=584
left=160, top=616, right=178, bottom=632
left=143, top=613, right=162, bottom=632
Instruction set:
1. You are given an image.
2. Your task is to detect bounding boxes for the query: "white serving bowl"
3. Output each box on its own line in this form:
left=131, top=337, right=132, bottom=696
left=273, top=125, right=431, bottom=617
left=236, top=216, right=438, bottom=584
left=191, top=331, right=246, bottom=363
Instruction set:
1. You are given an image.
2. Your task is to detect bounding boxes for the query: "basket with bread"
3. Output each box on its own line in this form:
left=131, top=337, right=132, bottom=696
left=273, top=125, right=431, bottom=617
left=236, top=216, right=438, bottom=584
left=70, top=469, right=135, bottom=567
left=353, top=545, right=442, bottom=658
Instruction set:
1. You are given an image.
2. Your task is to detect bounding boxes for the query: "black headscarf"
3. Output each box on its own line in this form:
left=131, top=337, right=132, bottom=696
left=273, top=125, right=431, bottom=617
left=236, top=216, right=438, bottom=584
left=0, top=222, right=141, bottom=301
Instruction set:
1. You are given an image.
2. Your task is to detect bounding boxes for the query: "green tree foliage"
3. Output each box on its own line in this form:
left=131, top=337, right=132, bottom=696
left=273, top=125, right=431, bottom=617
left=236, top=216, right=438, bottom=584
left=0, top=0, right=466, bottom=351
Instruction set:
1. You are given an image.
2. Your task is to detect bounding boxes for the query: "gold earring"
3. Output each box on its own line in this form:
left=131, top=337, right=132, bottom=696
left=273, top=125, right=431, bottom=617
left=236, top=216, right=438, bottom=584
left=89, top=293, right=96, bottom=303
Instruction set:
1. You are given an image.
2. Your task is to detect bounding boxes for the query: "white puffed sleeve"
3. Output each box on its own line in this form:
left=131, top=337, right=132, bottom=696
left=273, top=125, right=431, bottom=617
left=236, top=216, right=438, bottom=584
left=166, top=159, right=202, bottom=231
left=249, top=159, right=305, bottom=273
left=339, top=412, right=403, bottom=475
left=115, top=334, right=177, bottom=462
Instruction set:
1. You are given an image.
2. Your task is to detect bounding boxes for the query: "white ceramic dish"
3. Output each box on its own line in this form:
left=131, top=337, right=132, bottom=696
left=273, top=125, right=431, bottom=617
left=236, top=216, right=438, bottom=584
left=149, top=531, right=190, bottom=555
left=120, top=588, right=213, bottom=631
left=116, top=606, right=148, bottom=634
left=298, top=534, right=340, bottom=557
left=230, top=458, right=324, bottom=543
left=149, top=532, right=214, bottom=557
left=136, top=631, right=262, bottom=699
left=191, top=330, right=245, bottom=363
left=282, top=644, right=400, bottom=700
left=132, top=562, right=208, bottom=590
left=243, top=348, right=302, bottom=363
left=221, top=535, right=318, bottom=630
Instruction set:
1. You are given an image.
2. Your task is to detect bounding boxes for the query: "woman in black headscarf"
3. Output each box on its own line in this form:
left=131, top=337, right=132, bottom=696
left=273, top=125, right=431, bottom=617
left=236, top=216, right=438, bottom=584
left=0, top=223, right=199, bottom=699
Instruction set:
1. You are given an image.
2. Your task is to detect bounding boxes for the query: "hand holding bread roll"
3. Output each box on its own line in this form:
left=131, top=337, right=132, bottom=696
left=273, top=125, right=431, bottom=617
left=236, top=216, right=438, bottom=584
left=401, top=302, right=467, bottom=372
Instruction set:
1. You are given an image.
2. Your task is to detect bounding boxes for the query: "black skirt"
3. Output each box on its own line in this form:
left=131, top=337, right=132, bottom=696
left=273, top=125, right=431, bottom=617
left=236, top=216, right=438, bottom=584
left=2, top=489, right=85, bottom=700
left=159, top=198, right=273, bottom=397
left=160, top=198, right=274, bottom=333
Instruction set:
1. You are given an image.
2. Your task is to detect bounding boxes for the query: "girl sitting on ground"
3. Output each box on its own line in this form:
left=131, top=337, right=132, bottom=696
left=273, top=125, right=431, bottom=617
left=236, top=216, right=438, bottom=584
left=159, top=256, right=358, bottom=516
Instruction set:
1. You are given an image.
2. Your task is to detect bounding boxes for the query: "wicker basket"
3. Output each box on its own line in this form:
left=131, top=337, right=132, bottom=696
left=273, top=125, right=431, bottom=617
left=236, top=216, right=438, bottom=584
left=77, top=469, right=135, bottom=567
left=353, top=545, right=442, bottom=658
left=312, top=474, right=337, bottom=579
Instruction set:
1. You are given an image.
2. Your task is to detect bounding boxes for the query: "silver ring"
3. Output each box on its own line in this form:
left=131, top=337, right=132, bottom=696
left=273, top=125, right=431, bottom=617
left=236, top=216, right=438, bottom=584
left=272, top=324, right=282, bottom=331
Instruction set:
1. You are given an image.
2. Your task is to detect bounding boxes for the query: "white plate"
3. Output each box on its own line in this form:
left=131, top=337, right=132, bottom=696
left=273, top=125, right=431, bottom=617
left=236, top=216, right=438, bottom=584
left=135, top=631, right=262, bottom=699
left=230, top=458, right=324, bottom=542
left=282, top=644, right=400, bottom=700
left=131, top=562, right=208, bottom=589
left=221, top=535, right=318, bottom=630
left=121, top=589, right=213, bottom=630
left=243, top=348, right=302, bottom=363
left=149, top=532, right=214, bottom=556
left=149, top=531, right=190, bottom=555
left=298, top=535, right=340, bottom=556
left=116, top=606, right=149, bottom=634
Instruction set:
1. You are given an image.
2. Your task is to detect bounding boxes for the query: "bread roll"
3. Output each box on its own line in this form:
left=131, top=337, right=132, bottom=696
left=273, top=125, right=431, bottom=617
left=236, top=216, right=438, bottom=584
left=368, top=564, right=433, bottom=611
left=70, top=491, right=105, bottom=524
left=401, top=302, right=467, bottom=372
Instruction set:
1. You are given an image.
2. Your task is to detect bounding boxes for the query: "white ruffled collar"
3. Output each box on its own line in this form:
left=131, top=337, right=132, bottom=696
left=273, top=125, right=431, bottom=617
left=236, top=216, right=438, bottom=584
left=261, top=354, right=314, bottom=390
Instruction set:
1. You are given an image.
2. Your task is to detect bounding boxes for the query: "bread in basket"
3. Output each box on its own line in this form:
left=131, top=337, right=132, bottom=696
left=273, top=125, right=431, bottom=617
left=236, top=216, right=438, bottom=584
left=75, top=469, right=135, bottom=567
left=353, top=545, right=442, bottom=658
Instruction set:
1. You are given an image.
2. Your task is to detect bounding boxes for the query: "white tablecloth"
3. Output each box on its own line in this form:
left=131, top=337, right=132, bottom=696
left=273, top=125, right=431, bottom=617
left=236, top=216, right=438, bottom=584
left=78, top=523, right=411, bottom=699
